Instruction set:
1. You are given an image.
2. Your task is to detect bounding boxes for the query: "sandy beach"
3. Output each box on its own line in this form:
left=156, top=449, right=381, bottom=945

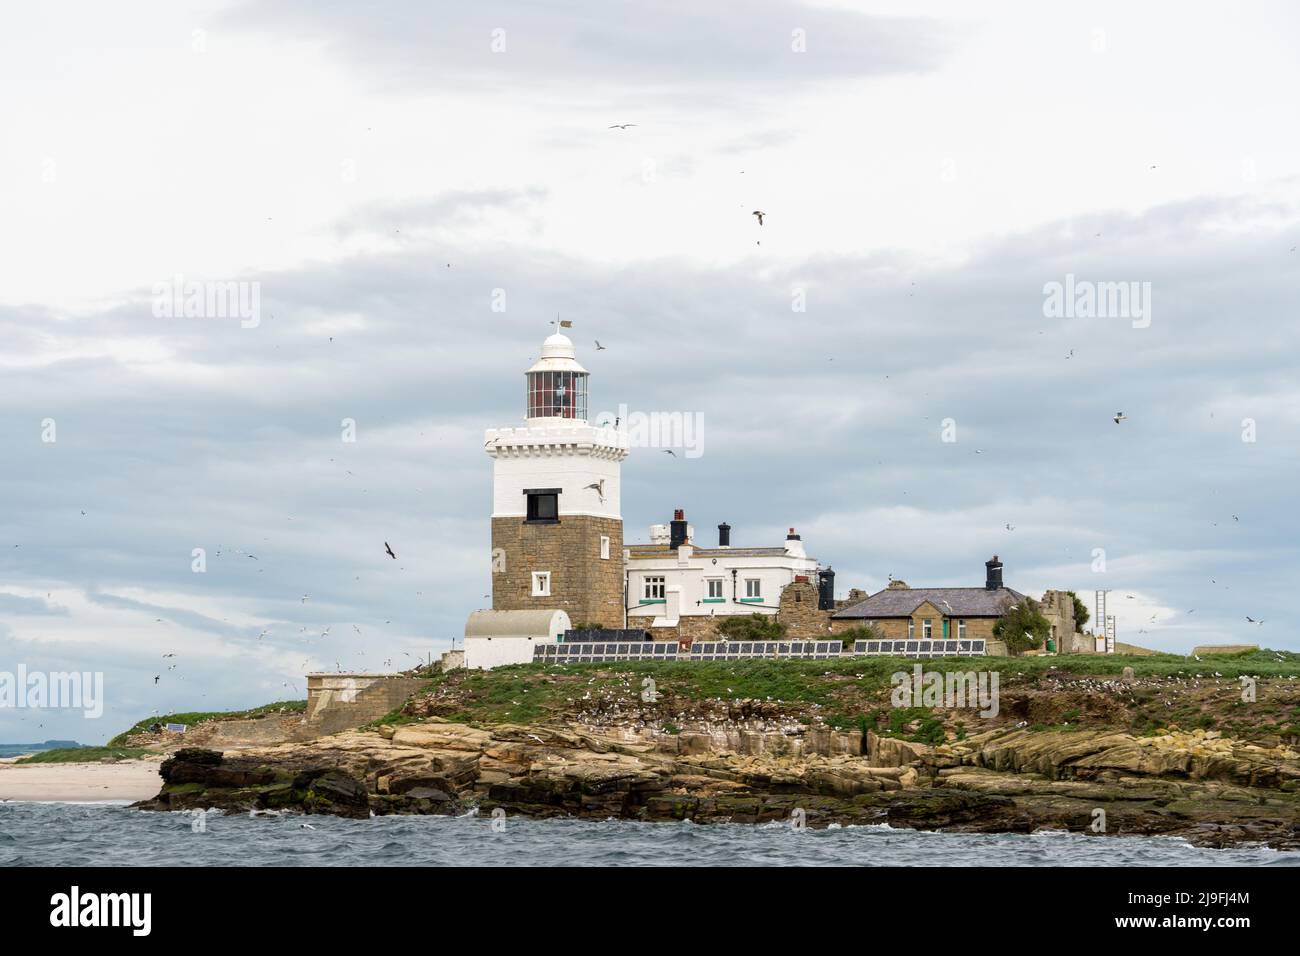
left=0, top=756, right=162, bottom=803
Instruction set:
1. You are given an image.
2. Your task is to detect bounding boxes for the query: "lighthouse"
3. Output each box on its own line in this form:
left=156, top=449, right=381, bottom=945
left=483, top=331, right=628, bottom=627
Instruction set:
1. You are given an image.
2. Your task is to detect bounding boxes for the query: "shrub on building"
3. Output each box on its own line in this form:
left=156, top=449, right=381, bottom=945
left=994, top=597, right=1051, bottom=654
left=715, top=613, right=788, bottom=641
left=1067, top=591, right=1090, bottom=632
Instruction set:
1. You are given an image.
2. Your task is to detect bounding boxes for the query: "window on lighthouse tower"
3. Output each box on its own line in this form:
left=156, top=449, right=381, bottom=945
left=525, top=489, right=560, bottom=523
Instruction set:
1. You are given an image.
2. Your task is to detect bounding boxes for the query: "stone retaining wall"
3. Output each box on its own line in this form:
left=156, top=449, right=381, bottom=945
left=299, top=675, right=429, bottom=739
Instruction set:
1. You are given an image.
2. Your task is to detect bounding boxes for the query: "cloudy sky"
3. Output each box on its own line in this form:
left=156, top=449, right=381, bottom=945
left=2, top=1, right=1298, bottom=743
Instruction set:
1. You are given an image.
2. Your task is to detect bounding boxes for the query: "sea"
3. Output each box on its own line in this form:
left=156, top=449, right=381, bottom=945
left=2, top=804, right=1298, bottom=866
left=0, top=742, right=80, bottom=759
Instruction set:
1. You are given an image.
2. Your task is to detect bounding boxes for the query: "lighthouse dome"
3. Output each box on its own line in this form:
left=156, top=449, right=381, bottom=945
left=528, top=333, right=588, bottom=374
left=525, top=330, right=589, bottom=421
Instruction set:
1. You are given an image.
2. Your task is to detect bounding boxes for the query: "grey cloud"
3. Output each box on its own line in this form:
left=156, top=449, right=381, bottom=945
left=332, top=187, right=548, bottom=238
left=0, top=593, right=68, bottom=616
left=223, top=0, right=954, bottom=97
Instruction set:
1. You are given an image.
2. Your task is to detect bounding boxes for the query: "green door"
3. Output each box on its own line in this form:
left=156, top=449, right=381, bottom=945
left=942, top=619, right=950, bottom=639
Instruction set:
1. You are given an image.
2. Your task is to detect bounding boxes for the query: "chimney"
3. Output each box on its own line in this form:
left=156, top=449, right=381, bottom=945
left=985, top=555, right=1003, bottom=591
left=669, top=509, right=689, bottom=550
left=784, top=527, right=805, bottom=558
left=717, top=522, right=731, bottom=548
left=817, top=567, right=836, bottom=611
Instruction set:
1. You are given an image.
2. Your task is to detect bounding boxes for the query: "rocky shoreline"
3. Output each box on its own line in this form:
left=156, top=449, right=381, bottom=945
left=134, top=718, right=1300, bottom=849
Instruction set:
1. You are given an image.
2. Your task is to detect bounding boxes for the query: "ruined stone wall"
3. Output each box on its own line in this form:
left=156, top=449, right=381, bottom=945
left=1040, top=590, right=1086, bottom=653
left=776, top=580, right=836, bottom=638
left=835, top=588, right=869, bottom=610
left=300, top=675, right=428, bottom=739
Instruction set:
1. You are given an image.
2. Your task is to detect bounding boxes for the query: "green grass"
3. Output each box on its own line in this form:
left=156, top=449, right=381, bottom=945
left=461, top=651, right=1300, bottom=698
left=16, top=746, right=153, bottom=764
left=402, top=651, right=1300, bottom=736
left=107, top=699, right=307, bottom=747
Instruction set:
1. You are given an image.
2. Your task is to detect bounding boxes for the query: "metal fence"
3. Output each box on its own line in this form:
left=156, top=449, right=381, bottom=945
left=852, top=638, right=986, bottom=658
left=537, top=641, right=676, bottom=663
left=533, top=637, right=987, bottom=664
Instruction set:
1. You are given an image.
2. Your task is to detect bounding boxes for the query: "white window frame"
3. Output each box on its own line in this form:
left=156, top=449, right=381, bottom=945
left=958, top=619, right=967, bottom=639
left=644, top=576, right=665, bottom=600
left=531, top=571, right=551, bottom=597
left=599, top=535, right=610, bottom=560
left=908, top=619, right=915, bottom=639
left=745, top=578, right=761, bottom=599
left=706, top=578, right=724, bottom=599
left=922, top=619, right=933, bottom=639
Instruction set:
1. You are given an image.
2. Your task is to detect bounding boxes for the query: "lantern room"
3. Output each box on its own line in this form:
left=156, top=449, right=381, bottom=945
left=526, top=332, right=589, bottom=422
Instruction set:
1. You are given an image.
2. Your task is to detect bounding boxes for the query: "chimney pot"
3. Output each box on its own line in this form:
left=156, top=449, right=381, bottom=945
left=669, top=510, right=689, bottom=550
left=985, top=555, right=1004, bottom=591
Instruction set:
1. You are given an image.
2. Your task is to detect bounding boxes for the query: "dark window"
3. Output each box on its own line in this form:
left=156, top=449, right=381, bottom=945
left=525, top=489, right=560, bottom=522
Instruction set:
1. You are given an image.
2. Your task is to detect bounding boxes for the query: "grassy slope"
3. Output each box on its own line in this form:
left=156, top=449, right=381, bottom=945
left=15, top=746, right=154, bottom=764
left=106, top=699, right=307, bottom=747
left=12, top=700, right=309, bottom=763
left=402, top=649, right=1300, bottom=743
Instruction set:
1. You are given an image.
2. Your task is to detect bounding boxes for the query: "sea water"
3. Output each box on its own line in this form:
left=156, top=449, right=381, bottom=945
left=1, top=803, right=1297, bottom=866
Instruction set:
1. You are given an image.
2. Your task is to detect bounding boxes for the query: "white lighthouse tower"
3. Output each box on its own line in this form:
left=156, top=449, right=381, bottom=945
left=484, top=331, right=629, bottom=627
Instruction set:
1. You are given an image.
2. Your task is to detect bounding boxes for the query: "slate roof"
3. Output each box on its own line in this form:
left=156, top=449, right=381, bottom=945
left=832, top=586, right=1025, bottom=619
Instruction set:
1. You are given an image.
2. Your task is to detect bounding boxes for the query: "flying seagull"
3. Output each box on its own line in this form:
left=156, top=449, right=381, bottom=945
left=752, top=210, right=765, bottom=226
left=1113, top=412, right=1127, bottom=424
left=608, top=124, right=637, bottom=129
left=384, top=542, right=396, bottom=559
left=583, top=479, right=606, bottom=502
left=663, top=449, right=677, bottom=458
left=594, top=340, right=606, bottom=350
